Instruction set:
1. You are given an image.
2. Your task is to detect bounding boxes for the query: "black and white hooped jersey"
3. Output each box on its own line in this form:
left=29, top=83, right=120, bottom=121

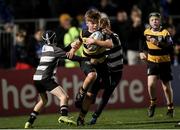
left=33, top=44, right=89, bottom=81
left=106, top=33, right=123, bottom=72
left=33, top=44, right=67, bottom=81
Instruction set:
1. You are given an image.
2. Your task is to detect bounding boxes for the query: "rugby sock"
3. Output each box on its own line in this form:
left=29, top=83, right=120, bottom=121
left=167, top=103, right=174, bottom=110
left=80, top=87, right=87, bottom=95
left=60, top=105, right=68, bottom=116
left=150, top=98, right=157, bottom=106
left=92, top=112, right=98, bottom=118
left=79, top=108, right=88, bottom=119
left=28, top=111, right=39, bottom=124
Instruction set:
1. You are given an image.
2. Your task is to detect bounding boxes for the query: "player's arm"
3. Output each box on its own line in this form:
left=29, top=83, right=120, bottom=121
left=66, top=38, right=82, bottom=59
left=164, top=31, right=174, bottom=47
left=54, top=46, right=89, bottom=61
left=139, top=34, right=148, bottom=61
left=109, top=33, right=121, bottom=47
left=164, top=31, right=174, bottom=60
left=86, top=38, right=113, bottom=48
left=86, top=28, right=114, bottom=48
left=66, top=29, right=83, bottom=59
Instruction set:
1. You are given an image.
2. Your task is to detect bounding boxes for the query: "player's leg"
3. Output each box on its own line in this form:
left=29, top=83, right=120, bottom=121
left=175, top=122, right=180, bottom=127
left=77, top=78, right=100, bottom=126
left=77, top=63, right=110, bottom=126
left=77, top=92, right=94, bottom=126
left=25, top=81, right=47, bottom=128
left=147, top=62, right=159, bottom=117
left=90, top=87, right=115, bottom=125
left=50, top=86, right=76, bottom=125
left=75, top=61, right=97, bottom=108
left=25, top=93, right=48, bottom=128
left=160, top=62, right=174, bottom=117
left=147, top=75, right=158, bottom=117
left=89, top=71, right=122, bottom=125
left=75, top=71, right=97, bottom=108
left=161, top=80, right=174, bottom=117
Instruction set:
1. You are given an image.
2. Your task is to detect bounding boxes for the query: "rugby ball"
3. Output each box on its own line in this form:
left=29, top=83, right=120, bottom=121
left=87, top=31, right=103, bottom=51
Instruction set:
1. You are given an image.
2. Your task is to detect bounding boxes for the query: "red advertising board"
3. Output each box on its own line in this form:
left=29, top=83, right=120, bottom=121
left=0, top=65, right=165, bottom=116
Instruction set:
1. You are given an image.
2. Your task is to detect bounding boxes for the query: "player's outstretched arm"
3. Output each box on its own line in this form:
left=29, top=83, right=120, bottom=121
left=66, top=40, right=82, bottom=59
left=54, top=46, right=89, bottom=61
left=70, top=55, right=90, bottom=61
left=86, top=38, right=113, bottom=48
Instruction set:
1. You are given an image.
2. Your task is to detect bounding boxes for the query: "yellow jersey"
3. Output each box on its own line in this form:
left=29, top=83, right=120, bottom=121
left=80, top=29, right=106, bottom=64
left=144, top=27, right=173, bottom=63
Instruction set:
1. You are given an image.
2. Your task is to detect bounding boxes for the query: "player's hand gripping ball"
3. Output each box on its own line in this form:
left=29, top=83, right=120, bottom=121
left=87, top=31, right=103, bottom=51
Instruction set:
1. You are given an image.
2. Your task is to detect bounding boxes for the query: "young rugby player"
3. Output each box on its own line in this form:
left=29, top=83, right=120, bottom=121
left=67, top=9, right=111, bottom=126
left=85, top=17, right=123, bottom=125
left=24, top=30, right=89, bottom=128
left=139, top=12, right=174, bottom=118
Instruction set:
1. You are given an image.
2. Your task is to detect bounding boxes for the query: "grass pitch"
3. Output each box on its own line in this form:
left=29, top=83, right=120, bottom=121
left=0, top=107, right=179, bottom=129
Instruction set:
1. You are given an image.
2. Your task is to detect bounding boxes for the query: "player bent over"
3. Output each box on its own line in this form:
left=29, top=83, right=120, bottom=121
left=24, top=30, right=89, bottom=128
left=139, top=12, right=174, bottom=118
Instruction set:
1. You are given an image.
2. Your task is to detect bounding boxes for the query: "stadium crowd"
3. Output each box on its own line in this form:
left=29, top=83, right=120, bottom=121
left=0, top=0, right=180, bottom=69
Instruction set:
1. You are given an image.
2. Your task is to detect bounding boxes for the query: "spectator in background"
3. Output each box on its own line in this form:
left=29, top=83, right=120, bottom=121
left=0, top=0, right=14, bottom=68
left=160, top=0, right=172, bottom=20
left=56, top=13, right=72, bottom=48
left=0, top=23, right=14, bottom=68
left=137, top=0, right=160, bottom=23
left=15, top=30, right=33, bottom=70
left=127, top=6, right=144, bottom=65
left=3, top=23, right=14, bottom=33
left=55, top=13, right=71, bottom=66
left=26, top=29, right=44, bottom=67
left=0, top=0, right=13, bottom=23
left=112, top=10, right=129, bottom=64
left=76, top=14, right=87, bottom=30
left=64, top=18, right=83, bottom=68
left=33, top=29, right=44, bottom=60
left=96, top=0, right=117, bottom=17
left=166, top=24, right=180, bottom=66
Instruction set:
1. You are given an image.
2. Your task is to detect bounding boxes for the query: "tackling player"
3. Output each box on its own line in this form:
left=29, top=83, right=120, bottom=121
left=85, top=17, right=123, bottom=125
left=24, top=30, right=89, bottom=128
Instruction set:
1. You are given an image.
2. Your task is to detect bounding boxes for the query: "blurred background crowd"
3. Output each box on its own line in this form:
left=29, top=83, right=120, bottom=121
left=0, top=0, right=180, bottom=69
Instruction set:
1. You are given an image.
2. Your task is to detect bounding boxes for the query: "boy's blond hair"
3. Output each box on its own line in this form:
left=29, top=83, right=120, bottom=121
left=99, top=17, right=110, bottom=29
left=85, top=9, right=101, bottom=23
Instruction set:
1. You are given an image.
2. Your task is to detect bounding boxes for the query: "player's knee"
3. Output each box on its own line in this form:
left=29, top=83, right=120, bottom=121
left=60, top=95, right=69, bottom=102
left=87, top=72, right=97, bottom=80
left=162, top=85, right=171, bottom=92
left=86, top=92, right=94, bottom=99
left=40, top=98, right=48, bottom=106
left=148, top=81, right=156, bottom=88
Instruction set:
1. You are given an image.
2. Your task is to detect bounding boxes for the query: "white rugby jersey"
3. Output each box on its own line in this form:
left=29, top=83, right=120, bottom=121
left=33, top=44, right=88, bottom=81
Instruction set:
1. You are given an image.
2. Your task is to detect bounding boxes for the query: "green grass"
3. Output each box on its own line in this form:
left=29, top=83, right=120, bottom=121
left=0, top=107, right=179, bottom=129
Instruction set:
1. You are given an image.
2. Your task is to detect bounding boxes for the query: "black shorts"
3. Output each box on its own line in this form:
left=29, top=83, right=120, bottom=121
left=34, top=79, right=59, bottom=93
left=87, top=62, right=110, bottom=95
left=80, top=61, right=96, bottom=76
left=109, top=71, right=122, bottom=88
left=147, top=61, right=173, bottom=81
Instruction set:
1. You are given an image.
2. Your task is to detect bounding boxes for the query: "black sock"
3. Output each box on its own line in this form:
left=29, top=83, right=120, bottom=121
left=92, top=112, right=99, bottom=118
left=167, top=103, right=174, bottom=109
left=80, top=108, right=88, bottom=118
left=79, top=87, right=86, bottom=95
left=28, top=111, right=39, bottom=124
left=150, top=98, right=157, bottom=106
left=60, top=105, right=68, bottom=116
